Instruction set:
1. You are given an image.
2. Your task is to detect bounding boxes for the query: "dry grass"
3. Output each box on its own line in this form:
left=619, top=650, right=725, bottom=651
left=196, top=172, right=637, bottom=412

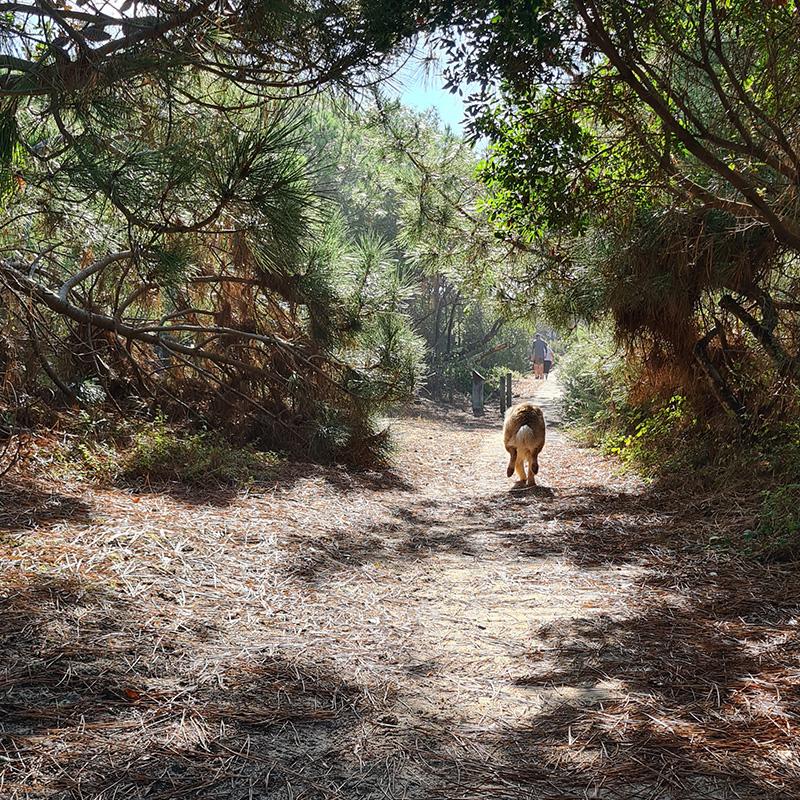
left=1, top=376, right=799, bottom=799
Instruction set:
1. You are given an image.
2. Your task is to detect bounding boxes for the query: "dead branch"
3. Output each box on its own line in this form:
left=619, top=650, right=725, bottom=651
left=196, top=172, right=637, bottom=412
left=58, top=251, right=133, bottom=301
left=720, top=294, right=800, bottom=382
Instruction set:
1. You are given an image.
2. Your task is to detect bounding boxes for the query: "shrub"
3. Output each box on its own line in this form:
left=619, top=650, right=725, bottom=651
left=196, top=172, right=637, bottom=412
left=62, top=417, right=283, bottom=487
left=763, top=420, right=800, bottom=479
left=559, top=325, right=628, bottom=443
left=120, top=424, right=283, bottom=486
left=603, top=395, right=703, bottom=477
left=304, top=404, right=393, bottom=466
left=560, top=326, right=710, bottom=478
left=484, top=364, right=524, bottom=397
left=745, top=484, right=800, bottom=561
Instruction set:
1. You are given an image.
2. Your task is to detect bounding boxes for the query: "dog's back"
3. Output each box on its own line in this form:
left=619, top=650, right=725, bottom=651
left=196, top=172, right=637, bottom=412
left=504, top=403, right=545, bottom=450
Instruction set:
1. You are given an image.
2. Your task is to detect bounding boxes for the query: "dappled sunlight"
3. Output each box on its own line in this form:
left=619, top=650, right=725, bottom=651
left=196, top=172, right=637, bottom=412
left=3, top=0, right=800, bottom=795
left=2, top=377, right=800, bottom=797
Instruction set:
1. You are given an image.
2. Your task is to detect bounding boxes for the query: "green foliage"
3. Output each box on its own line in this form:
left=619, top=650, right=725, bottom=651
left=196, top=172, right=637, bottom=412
left=477, top=97, right=601, bottom=237
left=755, top=415, right=800, bottom=473
left=0, top=109, right=24, bottom=207
left=603, top=396, right=701, bottom=477
left=122, top=425, right=283, bottom=486
left=0, top=83, right=442, bottom=465
left=64, top=417, right=284, bottom=487
left=3, top=75, right=541, bottom=466
left=429, top=0, right=800, bottom=441
left=559, top=326, right=709, bottom=477
left=0, top=0, right=414, bottom=108
left=308, top=99, right=536, bottom=403
left=558, top=326, right=627, bottom=443
left=0, top=0, right=441, bottom=469
left=746, top=485, right=800, bottom=562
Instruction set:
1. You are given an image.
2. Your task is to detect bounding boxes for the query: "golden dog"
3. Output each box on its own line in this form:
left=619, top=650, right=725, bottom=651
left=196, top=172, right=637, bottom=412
left=503, top=402, right=545, bottom=486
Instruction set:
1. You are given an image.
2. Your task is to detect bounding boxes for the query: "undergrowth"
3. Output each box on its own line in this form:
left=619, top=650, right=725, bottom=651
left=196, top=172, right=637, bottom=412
left=57, top=415, right=284, bottom=487
left=558, top=326, right=628, bottom=448
left=744, top=484, right=800, bottom=562
left=742, top=422, right=800, bottom=560
left=560, top=325, right=800, bottom=560
left=602, top=396, right=690, bottom=474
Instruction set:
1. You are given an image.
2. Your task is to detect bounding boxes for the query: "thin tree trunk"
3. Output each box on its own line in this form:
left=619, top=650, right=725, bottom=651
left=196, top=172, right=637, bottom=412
left=693, top=326, right=748, bottom=424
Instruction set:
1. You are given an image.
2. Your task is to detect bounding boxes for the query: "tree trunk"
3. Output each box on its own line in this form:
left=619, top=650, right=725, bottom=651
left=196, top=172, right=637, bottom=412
left=693, top=326, right=748, bottom=424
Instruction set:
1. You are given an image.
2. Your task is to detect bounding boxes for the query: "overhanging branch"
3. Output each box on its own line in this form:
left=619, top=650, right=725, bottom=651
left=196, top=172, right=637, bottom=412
left=720, top=293, right=800, bottom=382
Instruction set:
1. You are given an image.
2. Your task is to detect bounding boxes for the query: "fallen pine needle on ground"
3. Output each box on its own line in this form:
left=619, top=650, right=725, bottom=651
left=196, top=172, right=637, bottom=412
left=2, top=375, right=800, bottom=799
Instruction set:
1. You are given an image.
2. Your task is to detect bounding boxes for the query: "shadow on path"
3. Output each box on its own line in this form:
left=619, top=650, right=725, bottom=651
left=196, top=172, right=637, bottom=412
left=0, top=482, right=92, bottom=533
left=3, top=375, right=799, bottom=799
left=0, top=571, right=420, bottom=800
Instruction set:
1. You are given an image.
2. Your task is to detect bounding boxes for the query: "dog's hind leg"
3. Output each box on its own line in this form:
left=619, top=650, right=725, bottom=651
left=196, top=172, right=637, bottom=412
left=506, top=447, right=517, bottom=478
left=525, top=457, right=537, bottom=487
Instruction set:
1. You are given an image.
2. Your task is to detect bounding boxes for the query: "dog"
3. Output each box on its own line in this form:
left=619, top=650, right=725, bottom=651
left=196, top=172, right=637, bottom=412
left=503, top=402, right=545, bottom=487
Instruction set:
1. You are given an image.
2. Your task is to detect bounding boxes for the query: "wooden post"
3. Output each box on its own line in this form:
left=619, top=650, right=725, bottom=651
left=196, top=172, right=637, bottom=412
left=499, top=374, right=507, bottom=416
left=505, top=372, right=512, bottom=409
left=471, top=370, right=485, bottom=416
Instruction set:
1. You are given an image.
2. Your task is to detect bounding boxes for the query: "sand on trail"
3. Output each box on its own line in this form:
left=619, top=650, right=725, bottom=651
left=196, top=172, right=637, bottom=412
left=2, top=374, right=800, bottom=799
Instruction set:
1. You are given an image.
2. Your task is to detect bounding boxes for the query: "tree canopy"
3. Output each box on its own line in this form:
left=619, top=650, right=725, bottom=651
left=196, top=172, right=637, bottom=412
left=5, top=0, right=800, bottom=460
left=0, top=1, right=429, bottom=460
left=0, top=0, right=536, bottom=462
left=424, top=0, right=800, bottom=425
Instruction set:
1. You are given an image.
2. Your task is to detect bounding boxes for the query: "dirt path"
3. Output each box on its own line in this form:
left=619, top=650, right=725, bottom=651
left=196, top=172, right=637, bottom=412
left=3, top=376, right=800, bottom=798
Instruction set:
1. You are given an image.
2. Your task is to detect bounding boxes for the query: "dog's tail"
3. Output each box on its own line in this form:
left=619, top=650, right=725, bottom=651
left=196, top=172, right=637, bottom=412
left=515, top=424, right=540, bottom=451
left=515, top=406, right=545, bottom=444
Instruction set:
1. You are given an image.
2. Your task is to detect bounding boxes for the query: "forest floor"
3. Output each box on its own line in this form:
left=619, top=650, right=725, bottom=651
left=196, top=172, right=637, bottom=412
left=3, top=375, right=800, bottom=799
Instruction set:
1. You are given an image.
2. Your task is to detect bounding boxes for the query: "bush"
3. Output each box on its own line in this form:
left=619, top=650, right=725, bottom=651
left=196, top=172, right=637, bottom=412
left=121, top=425, right=283, bottom=486
left=745, top=484, right=800, bottom=561
left=63, top=417, right=283, bottom=487
left=559, top=325, right=628, bottom=443
left=603, top=395, right=705, bottom=477
left=560, top=326, right=709, bottom=478
left=763, top=420, right=800, bottom=479
left=484, top=364, right=524, bottom=397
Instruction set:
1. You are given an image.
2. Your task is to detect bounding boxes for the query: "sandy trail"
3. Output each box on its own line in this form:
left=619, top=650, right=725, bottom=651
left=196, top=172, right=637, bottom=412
left=2, top=375, right=800, bottom=799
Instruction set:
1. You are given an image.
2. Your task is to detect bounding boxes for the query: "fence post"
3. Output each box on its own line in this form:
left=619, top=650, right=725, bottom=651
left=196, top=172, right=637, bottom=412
left=505, top=372, right=512, bottom=410
left=499, top=374, right=507, bottom=416
left=471, top=370, right=485, bottom=416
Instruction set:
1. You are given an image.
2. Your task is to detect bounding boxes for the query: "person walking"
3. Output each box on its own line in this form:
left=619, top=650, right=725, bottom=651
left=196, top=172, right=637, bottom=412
left=543, top=344, right=554, bottom=380
left=531, top=333, right=547, bottom=380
